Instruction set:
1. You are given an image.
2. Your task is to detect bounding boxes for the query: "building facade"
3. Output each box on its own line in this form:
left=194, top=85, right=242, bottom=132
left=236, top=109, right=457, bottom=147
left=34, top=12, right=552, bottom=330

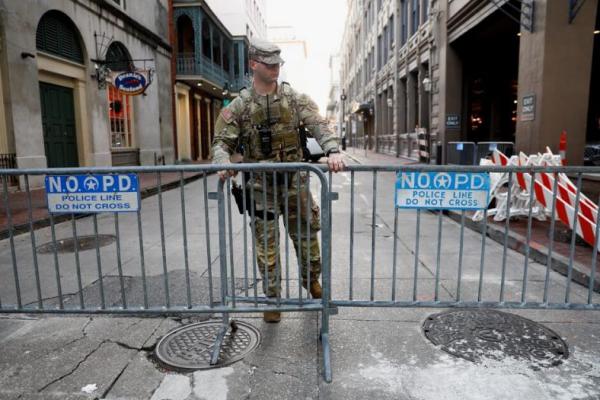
left=0, top=0, right=174, bottom=181
left=340, top=0, right=434, bottom=159
left=340, top=0, right=600, bottom=164
left=327, top=54, right=342, bottom=138
left=205, top=0, right=267, bottom=39
left=172, top=0, right=252, bottom=161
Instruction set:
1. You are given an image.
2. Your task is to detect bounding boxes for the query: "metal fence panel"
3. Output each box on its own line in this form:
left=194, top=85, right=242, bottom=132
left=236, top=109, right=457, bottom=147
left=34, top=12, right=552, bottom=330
left=0, top=164, right=333, bottom=380
left=2, top=162, right=600, bottom=383
left=327, top=164, right=600, bottom=311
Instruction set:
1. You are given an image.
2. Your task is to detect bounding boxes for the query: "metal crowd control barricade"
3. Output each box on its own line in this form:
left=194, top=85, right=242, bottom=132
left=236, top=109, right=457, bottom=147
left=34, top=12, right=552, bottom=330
left=3, top=162, right=600, bottom=383
left=327, top=163, right=600, bottom=314
left=0, top=164, right=334, bottom=381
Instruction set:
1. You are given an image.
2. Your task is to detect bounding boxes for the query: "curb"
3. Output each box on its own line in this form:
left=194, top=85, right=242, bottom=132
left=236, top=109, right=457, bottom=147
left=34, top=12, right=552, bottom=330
left=446, top=211, right=600, bottom=295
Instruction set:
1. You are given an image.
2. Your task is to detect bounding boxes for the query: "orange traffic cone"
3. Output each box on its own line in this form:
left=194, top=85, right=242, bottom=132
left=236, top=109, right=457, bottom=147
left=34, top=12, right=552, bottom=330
left=559, top=130, right=567, bottom=166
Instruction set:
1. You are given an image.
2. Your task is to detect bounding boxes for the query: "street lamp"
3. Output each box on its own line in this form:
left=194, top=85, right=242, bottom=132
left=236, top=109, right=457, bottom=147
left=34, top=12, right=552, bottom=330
left=422, top=76, right=433, bottom=163
left=340, top=90, right=347, bottom=148
left=422, top=77, right=432, bottom=92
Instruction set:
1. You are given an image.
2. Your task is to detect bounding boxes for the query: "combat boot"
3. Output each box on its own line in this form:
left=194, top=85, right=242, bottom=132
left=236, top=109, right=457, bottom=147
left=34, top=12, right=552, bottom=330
left=302, top=279, right=322, bottom=299
left=263, top=311, right=281, bottom=323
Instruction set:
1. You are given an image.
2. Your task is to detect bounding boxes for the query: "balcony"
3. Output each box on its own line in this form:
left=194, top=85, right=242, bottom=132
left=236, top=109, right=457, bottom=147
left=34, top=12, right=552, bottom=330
left=174, top=6, right=251, bottom=94
left=176, top=53, right=250, bottom=93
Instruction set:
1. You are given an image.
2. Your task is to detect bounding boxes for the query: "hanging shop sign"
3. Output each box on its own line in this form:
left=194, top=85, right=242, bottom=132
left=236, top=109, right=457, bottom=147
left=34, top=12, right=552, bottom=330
left=110, top=69, right=152, bottom=96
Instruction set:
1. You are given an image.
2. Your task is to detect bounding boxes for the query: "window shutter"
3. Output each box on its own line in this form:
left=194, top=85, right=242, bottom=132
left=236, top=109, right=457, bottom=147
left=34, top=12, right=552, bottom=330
left=36, top=11, right=84, bottom=64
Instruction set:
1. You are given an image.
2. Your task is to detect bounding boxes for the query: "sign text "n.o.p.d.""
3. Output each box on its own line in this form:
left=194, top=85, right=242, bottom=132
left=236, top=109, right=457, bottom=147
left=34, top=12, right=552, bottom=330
left=45, top=174, right=140, bottom=213
left=395, top=172, right=490, bottom=210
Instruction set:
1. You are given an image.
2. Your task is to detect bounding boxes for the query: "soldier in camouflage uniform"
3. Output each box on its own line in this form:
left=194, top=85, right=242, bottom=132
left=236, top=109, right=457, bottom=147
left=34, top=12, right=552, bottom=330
left=211, top=39, right=345, bottom=322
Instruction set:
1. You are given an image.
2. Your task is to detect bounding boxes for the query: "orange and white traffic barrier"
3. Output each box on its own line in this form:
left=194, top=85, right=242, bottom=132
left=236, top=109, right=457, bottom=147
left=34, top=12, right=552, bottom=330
left=491, top=149, right=600, bottom=250
left=521, top=165, right=597, bottom=250
left=494, top=149, right=597, bottom=223
left=474, top=151, right=545, bottom=222
left=559, top=130, right=567, bottom=166
left=525, top=154, right=598, bottom=224
left=541, top=147, right=598, bottom=213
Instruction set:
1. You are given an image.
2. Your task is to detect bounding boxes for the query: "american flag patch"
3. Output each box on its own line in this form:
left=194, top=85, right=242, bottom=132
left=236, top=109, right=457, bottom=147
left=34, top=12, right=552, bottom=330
left=220, top=108, right=234, bottom=123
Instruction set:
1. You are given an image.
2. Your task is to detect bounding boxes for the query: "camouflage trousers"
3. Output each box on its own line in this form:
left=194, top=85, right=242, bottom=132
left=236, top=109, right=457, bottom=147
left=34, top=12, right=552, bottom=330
left=249, top=172, right=321, bottom=297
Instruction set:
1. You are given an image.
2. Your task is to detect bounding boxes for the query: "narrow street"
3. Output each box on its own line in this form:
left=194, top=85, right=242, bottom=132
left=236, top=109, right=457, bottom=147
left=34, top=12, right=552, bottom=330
left=0, top=153, right=599, bottom=399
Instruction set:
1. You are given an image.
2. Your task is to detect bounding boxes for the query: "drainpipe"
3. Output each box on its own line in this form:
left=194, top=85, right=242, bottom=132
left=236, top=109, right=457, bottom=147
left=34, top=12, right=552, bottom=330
left=168, top=0, right=178, bottom=162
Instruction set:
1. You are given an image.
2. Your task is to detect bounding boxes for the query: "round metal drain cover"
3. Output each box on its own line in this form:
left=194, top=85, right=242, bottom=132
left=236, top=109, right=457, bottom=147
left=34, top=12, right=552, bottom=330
left=37, top=235, right=116, bottom=254
left=423, top=310, right=568, bottom=367
left=155, top=320, right=261, bottom=370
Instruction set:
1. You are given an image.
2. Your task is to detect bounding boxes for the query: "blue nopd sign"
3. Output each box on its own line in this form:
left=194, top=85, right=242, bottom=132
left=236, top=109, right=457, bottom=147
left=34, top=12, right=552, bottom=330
left=395, top=171, right=490, bottom=210
left=45, top=174, right=140, bottom=213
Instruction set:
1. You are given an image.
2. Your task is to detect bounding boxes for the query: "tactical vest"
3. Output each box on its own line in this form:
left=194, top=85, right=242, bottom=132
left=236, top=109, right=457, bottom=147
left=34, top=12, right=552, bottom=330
left=238, top=83, right=304, bottom=163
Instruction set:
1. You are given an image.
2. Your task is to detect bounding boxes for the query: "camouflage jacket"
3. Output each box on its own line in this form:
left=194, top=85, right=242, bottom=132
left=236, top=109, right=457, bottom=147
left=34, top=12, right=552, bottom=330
left=211, top=82, right=338, bottom=164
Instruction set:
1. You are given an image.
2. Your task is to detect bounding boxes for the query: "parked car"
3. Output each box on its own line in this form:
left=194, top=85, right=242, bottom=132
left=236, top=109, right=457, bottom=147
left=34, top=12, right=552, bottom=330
left=584, top=143, right=600, bottom=166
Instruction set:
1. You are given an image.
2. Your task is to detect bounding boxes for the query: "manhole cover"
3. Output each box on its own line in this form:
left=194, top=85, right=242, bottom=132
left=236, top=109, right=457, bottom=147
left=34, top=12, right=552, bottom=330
left=37, top=235, right=116, bottom=254
left=155, top=320, right=261, bottom=370
left=423, top=310, right=568, bottom=367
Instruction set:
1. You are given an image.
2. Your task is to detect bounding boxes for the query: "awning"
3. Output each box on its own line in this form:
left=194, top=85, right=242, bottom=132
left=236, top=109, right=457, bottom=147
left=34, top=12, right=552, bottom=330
left=352, top=101, right=373, bottom=114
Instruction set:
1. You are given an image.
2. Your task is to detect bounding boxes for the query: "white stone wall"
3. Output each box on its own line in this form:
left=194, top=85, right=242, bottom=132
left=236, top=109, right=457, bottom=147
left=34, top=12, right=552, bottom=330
left=0, top=0, right=174, bottom=176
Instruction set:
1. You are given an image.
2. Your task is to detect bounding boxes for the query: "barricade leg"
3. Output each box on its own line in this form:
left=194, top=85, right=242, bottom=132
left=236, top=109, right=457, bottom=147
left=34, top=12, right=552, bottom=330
left=320, top=174, right=333, bottom=383
left=210, top=177, right=238, bottom=365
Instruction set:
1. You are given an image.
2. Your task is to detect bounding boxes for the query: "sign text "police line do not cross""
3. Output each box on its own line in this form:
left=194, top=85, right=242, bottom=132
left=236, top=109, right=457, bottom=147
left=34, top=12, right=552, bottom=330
left=395, top=172, right=490, bottom=210
left=45, top=174, right=140, bottom=213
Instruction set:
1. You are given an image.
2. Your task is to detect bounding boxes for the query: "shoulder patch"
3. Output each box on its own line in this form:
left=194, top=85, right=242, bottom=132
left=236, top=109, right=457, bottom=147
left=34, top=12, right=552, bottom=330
left=220, top=108, right=234, bottom=123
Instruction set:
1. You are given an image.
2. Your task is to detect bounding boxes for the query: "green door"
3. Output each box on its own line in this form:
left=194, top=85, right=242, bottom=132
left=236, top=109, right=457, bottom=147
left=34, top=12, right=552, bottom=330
left=39, top=82, right=79, bottom=168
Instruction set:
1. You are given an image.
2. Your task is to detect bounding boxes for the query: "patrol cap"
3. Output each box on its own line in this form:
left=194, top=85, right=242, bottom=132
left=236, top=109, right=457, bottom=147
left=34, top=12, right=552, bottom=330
left=248, top=38, right=284, bottom=65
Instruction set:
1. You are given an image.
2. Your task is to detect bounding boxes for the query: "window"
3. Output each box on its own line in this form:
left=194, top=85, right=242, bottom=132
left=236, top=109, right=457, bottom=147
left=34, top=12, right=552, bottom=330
left=377, top=0, right=382, bottom=11
left=401, top=0, right=408, bottom=45
left=106, top=42, right=134, bottom=148
left=423, top=0, right=429, bottom=22
left=377, top=35, right=382, bottom=70
left=212, top=29, right=221, bottom=66
left=383, top=26, right=388, bottom=65
left=223, top=40, right=231, bottom=73
left=234, top=43, right=240, bottom=77
left=176, top=15, right=195, bottom=55
left=108, top=86, right=133, bottom=148
left=106, top=41, right=132, bottom=71
left=389, top=15, right=395, bottom=46
left=411, top=0, right=420, bottom=35
left=202, top=19, right=211, bottom=59
left=243, top=44, right=249, bottom=75
left=36, top=11, right=84, bottom=63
